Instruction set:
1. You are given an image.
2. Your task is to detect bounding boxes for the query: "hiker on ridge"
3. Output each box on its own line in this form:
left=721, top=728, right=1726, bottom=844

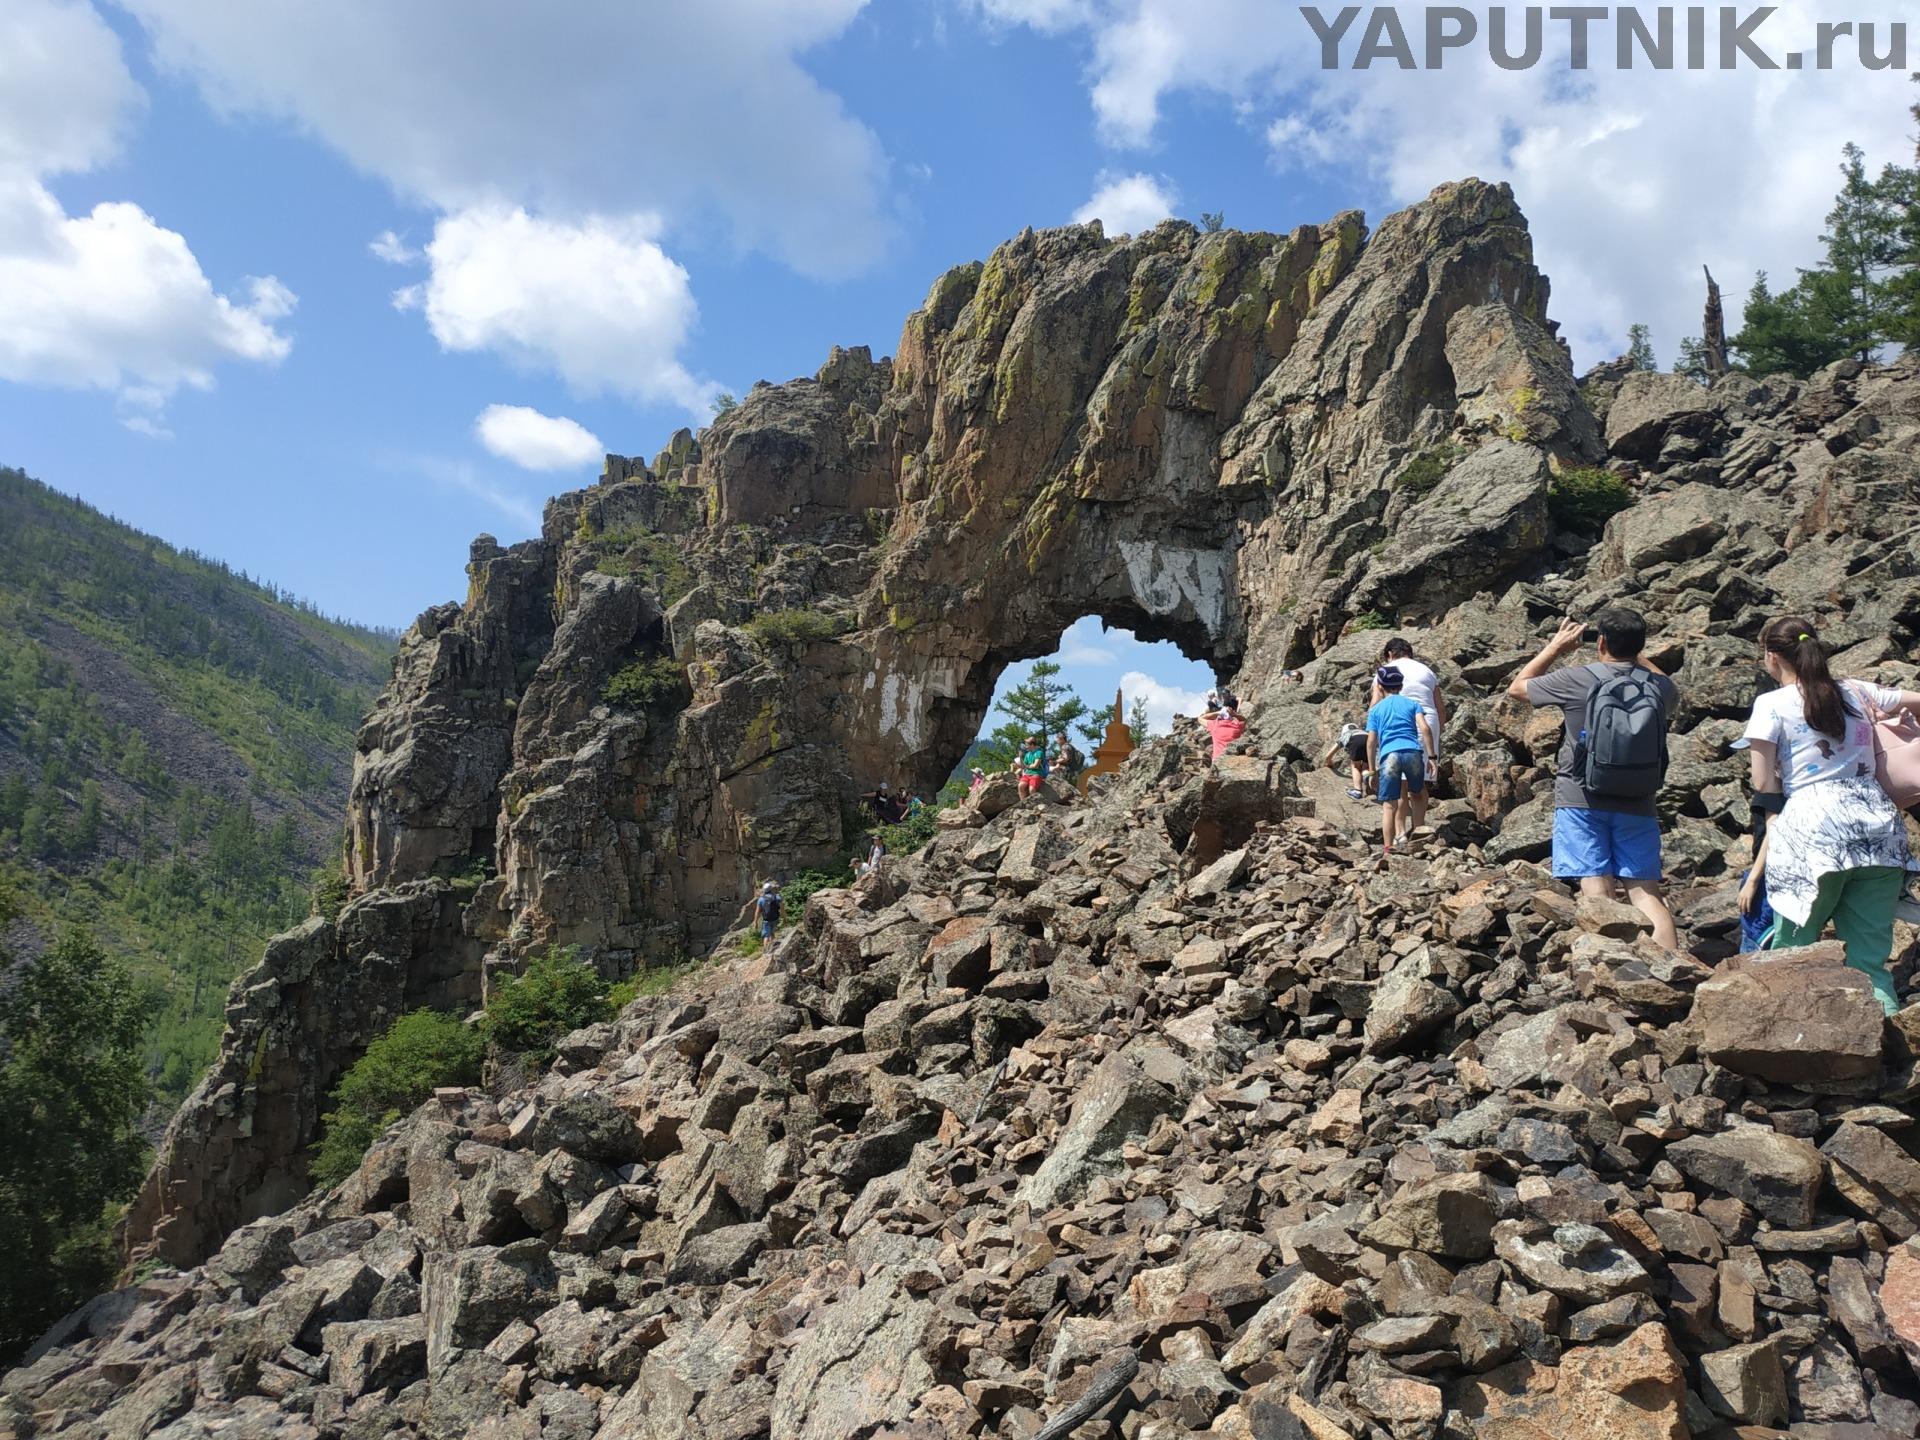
left=1508, top=608, right=1679, bottom=949
left=1742, top=615, right=1920, bottom=1013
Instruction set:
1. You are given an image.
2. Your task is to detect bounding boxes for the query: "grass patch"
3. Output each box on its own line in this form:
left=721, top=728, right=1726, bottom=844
left=1547, top=467, right=1636, bottom=532
left=1350, top=611, right=1392, bottom=632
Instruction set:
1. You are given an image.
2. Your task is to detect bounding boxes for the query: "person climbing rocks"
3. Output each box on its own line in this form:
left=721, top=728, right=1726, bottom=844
left=1742, top=615, right=1920, bottom=1013
left=1053, top=730, right=1083, bottom=780
left=1508, top=608, right=1680, bottom=949
left=854, top=832, right=887, bottom=879
left=862, top=781, right=905, bottom=825
left=1373, top=637, right=1446, bottom=763
left=1323, top=718, right=1372, bottom=800
left=1017, top=734, right=1047, bottom=797
left=1366, top=666, right=1435, bottom=853
left=753, top=880, right=782, bottom=941
left=1198, top=691, right=1247, bottom=761
left=969, top=766, right=988, bottom=795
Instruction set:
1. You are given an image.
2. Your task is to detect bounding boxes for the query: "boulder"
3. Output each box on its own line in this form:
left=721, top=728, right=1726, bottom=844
left=1821, top=1121, right=1920, bottom=1240
left=1697, top=942, right=1884, bottom=1088
left=1667, top=1127, right=1824, bottom=1228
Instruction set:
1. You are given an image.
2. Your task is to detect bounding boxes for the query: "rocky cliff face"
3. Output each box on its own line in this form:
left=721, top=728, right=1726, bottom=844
left=112, top=170, right=1920, bottom=1329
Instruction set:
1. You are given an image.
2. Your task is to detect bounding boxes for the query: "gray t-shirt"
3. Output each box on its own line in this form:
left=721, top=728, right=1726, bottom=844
left=1525, top=662, right=1679, bottom=816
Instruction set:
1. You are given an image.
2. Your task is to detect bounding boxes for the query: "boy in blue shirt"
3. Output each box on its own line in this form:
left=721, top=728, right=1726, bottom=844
left=1367, top=665, right=1436, bottom=854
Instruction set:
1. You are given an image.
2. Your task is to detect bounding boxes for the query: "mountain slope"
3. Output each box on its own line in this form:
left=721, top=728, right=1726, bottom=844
left=0, top=466, right=395, bottom=1100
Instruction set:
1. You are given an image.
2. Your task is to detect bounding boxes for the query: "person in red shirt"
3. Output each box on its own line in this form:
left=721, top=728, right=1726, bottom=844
left=1199, top=692, right=1247, bottom=760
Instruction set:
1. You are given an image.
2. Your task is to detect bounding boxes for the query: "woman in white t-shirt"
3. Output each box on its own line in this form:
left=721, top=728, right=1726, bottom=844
left=1743, top=615, right=1920, bottom=1013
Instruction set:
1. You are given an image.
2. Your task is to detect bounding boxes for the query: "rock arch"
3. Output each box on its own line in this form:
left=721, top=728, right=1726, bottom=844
left=128, top=177, right=1603, bottom=1266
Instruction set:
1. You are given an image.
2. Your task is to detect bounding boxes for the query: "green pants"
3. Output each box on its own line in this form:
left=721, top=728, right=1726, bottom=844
left=1773, top=865, right=1905, bottom=1015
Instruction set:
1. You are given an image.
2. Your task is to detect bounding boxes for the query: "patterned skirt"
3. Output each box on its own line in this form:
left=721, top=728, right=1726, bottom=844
left=1768, top=773, right=1915, bottom=927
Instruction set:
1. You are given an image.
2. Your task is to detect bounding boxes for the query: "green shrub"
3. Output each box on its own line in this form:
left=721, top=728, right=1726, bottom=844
left=1350, top=611, right=1392, bottom=632
left=1395, top=443, right=1467, bottom=497
left=783, top=867, right=851, bottom=916
left=603, top=657, right=688, bottom=713
left=1548, top=467, right=1636, bottom=532
left=742, top=609, right=849, bottom=649
left=874, top=805, right=940, bottom=860
left=311, top=1009, right=481, bottom=1187
left=311, top=860, right=350, bottom=922
left=480, top=946, right=615, bottom=1061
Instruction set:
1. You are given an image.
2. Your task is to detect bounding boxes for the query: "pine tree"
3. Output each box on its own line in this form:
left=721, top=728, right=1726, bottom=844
left=1128, top=695, right=1151, bottom=745
left=1881, top=82, right=1920, bottom=346
left=1732, top=136, right=1911, bottom=375
left=1671, top=335, right=1713, bottom=382
left=0, top=914, right=149, bottom=1358
left=1625, top=323, right=1657, bottom=371
left=992, top=661, right=1100, bottom=747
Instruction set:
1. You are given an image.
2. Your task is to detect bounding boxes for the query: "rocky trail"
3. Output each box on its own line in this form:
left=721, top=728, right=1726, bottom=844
left=11, top=737, right=1920, bottom=1440
left=12, top=176, right=1920, bottom=1439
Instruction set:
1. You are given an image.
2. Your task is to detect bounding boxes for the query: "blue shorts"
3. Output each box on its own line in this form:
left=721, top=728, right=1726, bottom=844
left=1552, top=808, right=1662, bottom=881
left=1377, top=750, right=1426, bottom=802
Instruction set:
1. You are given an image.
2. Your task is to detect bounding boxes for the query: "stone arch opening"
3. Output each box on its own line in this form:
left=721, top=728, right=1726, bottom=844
left=897, top=596, right=1240, bottom=806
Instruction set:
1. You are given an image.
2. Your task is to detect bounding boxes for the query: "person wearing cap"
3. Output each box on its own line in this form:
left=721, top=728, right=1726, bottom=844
left=1017, top=734, right=1048, bottom=797
left=968, top=766, right=988, bottom=796
left=861, top=781, right=904, bottom=824
left=1366, top=665, right=1436, bottom=853
left=1507, top=608, right=1679, bottom=948
left=753, top=880, right=782, bottom=941
left=1372, top=638, right=1447, bottom=762
left=1323, top=714, right=1373, bottom=800
left=1198, top=691, right=1247, bottom=761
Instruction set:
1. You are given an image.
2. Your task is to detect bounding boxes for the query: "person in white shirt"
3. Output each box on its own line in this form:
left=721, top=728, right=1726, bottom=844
left=1743, top=614, right=1920, bottom=1014
left=1372, top=637, right=1446, bottom=761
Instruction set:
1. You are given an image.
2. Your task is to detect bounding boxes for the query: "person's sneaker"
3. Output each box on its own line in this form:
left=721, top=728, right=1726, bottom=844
left=1346, top=787, right=1364, bottom=800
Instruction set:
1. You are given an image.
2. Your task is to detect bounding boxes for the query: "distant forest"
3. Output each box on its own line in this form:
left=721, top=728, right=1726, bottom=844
left=0, top=466, right=395, bottom=1103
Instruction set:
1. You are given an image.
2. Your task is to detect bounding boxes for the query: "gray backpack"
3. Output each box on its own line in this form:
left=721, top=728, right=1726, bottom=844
left=1580, top=664, right=1668, bottom=798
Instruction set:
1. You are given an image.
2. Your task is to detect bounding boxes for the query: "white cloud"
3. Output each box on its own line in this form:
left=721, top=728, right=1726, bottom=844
left=119, top=0, right=894, bottom=280
left=1056, top=615, right=1118, bottom=666
left=0, top=0, right=138, bottom=174
left=401, top=205, right=713, bottom=413
left=979, top=1, right=1918, bottom=369
left=369, top=229, right=420, bottom=265
left=0, top=0, right=293, bottom=430
left=1119, top=670, right=1210, bottom=734
left=476, top=404, right=605, bottom=471
left=1072, top=170, right=1179, bottom=236
left=972, top=0, right=1093, bottom=33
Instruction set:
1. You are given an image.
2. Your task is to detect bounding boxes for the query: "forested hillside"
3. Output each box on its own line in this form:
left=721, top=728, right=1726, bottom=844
left=0, top=467, right=395, bottom=1104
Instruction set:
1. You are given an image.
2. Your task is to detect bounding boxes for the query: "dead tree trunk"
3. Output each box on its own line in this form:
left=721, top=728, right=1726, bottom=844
left=1703, top=265, right=1729, bottom=378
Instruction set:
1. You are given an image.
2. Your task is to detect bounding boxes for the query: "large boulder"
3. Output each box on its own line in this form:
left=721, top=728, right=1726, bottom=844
left=1696, top=941, right=1884, bottom=1088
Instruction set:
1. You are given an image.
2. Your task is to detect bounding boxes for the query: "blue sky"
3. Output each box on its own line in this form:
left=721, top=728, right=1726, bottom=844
left=4, top=2, right=1914, bottom=680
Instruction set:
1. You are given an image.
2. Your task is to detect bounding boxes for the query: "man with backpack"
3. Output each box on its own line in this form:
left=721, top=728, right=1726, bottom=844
left=1508, top=609, right=1679, bottom=948
left=753, top=880, right=782, bottom=941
